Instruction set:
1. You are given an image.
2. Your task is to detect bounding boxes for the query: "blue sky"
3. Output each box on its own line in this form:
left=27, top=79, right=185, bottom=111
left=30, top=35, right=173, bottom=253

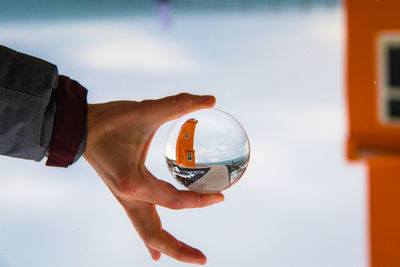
left=0, top=8, right=367, bottom=267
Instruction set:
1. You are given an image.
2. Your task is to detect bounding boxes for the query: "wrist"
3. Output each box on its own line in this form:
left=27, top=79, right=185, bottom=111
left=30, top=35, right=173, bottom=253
left=46, top=75, right=88, bottom=167
left=83, top=104, right=96, bottom=161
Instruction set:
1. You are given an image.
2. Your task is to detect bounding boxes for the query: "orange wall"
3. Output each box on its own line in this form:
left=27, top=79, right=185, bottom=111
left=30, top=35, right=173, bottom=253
left=347, top=0, right=400, bottom=159
left=368, top=157, right=400, bottom=266
left=176, top=119, right=198, bottom=167
left=347, top=2, right=400, bottom=266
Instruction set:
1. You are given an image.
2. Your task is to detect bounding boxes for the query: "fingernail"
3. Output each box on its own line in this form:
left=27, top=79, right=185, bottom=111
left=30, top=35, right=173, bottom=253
left=208, top=193, right=224, bottom=203
left=196, top=257, right=207, bottom=265
left=215, top=193, right=224, bottom=201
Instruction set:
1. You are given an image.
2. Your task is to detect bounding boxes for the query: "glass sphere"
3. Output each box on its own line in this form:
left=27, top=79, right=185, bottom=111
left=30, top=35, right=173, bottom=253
left=165, top=109, right=250, bottom=193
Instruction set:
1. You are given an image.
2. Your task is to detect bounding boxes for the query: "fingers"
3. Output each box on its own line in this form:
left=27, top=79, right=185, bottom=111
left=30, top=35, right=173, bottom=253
left=148, top=93, right=216, bottom=123
left=157, top=230, right=207, bottom=265
left=135, top=173, right=224, bottom=209
left=125, top=202, right=207, bottom=265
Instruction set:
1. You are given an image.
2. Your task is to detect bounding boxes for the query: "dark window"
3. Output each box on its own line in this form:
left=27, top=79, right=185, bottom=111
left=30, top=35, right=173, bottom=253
left=388, top=47, right=400, bottom=87
left=187, top=153, right=192, bottom=161
left=185, top=133, right=189, bottom=138
left=388, top=100, right=400, bottom=117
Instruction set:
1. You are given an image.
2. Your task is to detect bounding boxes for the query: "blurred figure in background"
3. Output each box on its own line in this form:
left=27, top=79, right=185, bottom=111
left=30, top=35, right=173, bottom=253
left=157, top=0, right=172, bottom=27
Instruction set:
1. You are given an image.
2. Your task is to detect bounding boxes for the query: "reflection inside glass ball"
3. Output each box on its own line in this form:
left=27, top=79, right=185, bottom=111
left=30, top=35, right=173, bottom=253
left=165, top=109, right=250, bottom=193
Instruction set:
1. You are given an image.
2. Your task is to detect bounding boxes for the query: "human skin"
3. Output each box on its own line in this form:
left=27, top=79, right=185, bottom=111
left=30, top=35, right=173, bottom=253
left=83, top=93, right=224, bottom=265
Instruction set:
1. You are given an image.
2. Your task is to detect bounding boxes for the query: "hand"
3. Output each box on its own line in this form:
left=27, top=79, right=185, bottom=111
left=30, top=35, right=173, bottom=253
left=83, top=93, right=224, bottom=265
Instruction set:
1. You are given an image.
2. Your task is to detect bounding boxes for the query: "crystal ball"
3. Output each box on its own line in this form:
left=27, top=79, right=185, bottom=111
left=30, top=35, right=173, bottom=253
left=165, top=109, right=250, bottom=193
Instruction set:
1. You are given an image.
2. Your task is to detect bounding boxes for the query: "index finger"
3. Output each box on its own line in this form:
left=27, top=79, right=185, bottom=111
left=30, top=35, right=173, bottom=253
left=125, top=202, right=207, bottom=265
left=147, top=93, right=216, bottom=123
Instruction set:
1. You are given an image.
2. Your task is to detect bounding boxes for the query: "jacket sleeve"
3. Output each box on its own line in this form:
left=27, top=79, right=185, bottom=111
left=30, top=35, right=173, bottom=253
left=0, top=45, right=87, bottom=166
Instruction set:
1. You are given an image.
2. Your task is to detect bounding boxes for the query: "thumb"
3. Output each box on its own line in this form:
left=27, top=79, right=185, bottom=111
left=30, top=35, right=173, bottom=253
left=150, top=93, right=216, bottom=123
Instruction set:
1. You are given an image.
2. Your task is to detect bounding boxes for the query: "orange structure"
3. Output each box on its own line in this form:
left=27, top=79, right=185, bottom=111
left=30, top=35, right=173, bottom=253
left=346, top=0, right=400, bottom=265
left=176, top=119, right=198, bottom=167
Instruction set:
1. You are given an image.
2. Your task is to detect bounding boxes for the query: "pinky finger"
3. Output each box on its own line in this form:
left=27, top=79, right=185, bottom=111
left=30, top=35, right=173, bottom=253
left=146, top=245, right=161, bottom=261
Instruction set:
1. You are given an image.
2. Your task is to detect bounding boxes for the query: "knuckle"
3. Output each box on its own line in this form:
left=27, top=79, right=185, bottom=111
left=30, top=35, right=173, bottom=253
left=140, top=99, right=151, bottom=105
left=140, top=99, right=154, bottom=109
left=117, top=178, right=139, bottom=198
left=166, top=198, right=182, bottom=210
left=175, top=93, right=190, bottom=107
left=138, top=100, right=155, bottom=116
left=171, top=242, right=184, bottom=259
left=142, top=230, right=159, bottom=246
left=141, top=231, right=153, bottom=245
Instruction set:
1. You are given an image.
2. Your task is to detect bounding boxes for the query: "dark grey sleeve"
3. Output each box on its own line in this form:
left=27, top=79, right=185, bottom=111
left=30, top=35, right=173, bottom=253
left=0, top=45, right=86, bottom=162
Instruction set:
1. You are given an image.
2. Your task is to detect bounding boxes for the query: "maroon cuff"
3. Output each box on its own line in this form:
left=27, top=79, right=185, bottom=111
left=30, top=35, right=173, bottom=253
left=46, top=75, right=88, bottom=168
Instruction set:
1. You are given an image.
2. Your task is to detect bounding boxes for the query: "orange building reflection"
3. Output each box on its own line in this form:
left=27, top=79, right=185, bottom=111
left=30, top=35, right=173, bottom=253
left=176, top=119, right=198, bottom=167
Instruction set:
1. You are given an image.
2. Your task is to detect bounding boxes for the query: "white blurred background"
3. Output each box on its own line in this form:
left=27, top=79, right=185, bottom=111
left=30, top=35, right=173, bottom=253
left=0, top=1, right=367, bottom=266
